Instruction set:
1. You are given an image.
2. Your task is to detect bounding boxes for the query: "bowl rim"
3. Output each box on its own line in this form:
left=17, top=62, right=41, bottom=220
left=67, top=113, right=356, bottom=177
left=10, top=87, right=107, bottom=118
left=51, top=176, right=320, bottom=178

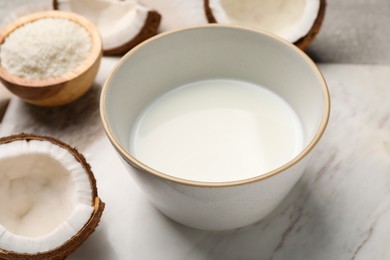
left=0, top=10, right=102, bottom=88
left=100, top=24, right=330, bottom=188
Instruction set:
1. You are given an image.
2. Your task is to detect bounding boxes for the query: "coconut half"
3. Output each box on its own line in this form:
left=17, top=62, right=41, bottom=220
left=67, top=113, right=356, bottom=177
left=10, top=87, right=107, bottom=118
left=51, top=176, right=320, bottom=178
left=0, top=134, right=104, bottom=259
left=205, top=0, right=326, bottom=50
left=53, top=0, right=161, bottom=55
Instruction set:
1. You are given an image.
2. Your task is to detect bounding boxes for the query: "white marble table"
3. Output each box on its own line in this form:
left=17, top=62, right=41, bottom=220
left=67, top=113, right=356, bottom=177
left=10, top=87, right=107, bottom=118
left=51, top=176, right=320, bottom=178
left=0, top=87, right=11, bottom=124
left=0, top=58, right=389, bottom=259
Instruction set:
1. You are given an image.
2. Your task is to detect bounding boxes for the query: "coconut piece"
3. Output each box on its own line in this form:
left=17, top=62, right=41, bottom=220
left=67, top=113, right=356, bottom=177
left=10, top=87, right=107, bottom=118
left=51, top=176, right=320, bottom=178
left=0, top=133, right=104, bottom=259
left=140, top=0, right=210, bottom=32
left=292, top=0, right=326, bottom=50
left=205, top=0, right=326, bottom=50
left=0, top=1, right=52, bottom=28
left=53, top=0, right=161, bottom=55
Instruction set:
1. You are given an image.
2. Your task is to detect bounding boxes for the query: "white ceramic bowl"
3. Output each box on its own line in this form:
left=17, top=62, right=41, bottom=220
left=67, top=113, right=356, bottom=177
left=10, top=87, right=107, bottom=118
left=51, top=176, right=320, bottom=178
left=100, top=25, right=330, bottom=230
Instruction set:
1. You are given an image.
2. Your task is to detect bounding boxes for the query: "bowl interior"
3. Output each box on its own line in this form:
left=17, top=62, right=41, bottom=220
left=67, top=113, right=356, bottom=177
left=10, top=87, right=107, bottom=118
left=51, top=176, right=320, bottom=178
left=102, top=25, right=329, bottom=184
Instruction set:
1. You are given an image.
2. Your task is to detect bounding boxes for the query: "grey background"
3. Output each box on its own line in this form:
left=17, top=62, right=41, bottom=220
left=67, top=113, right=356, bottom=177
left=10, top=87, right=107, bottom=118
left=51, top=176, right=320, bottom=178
left=306, top=0, right=390, bottom=64
left=0, top=0, right=389, bottom=64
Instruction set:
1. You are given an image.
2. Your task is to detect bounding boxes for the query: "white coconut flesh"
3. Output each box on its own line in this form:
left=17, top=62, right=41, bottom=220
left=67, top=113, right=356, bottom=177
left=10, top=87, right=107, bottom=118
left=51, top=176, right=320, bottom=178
left=0, top=140, right=93, bottom=254
left=56, top=0, right=150, bottom=50
left=208, top=0, right=321, bottom=43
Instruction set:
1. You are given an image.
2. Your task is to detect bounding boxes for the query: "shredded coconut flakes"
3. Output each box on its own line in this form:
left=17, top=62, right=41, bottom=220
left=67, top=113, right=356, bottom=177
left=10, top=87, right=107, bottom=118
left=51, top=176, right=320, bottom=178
left=0, top=18, right=91, bottom=80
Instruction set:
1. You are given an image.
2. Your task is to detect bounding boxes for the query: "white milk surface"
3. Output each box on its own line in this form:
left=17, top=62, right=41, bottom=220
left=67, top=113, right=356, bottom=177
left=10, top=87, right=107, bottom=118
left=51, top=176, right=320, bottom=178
left=130, top=79, right=304, bottom=182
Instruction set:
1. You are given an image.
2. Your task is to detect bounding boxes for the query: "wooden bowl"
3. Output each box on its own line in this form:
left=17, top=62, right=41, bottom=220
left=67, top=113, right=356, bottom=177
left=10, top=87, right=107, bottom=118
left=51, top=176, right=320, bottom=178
left=0, top=11, right=102, bottom=107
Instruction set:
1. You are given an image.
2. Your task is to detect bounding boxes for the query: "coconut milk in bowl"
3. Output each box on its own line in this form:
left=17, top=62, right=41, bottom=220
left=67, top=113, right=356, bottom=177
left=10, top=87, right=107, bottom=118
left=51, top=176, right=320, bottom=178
left=130, top=78, right=304, bottom=182
left=100, top=25, right=330, bottom=230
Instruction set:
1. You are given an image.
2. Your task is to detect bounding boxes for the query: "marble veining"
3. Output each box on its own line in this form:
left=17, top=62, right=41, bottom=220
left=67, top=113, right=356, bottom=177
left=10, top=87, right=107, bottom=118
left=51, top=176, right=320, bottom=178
left=0, top=62, right=389, bottom=260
